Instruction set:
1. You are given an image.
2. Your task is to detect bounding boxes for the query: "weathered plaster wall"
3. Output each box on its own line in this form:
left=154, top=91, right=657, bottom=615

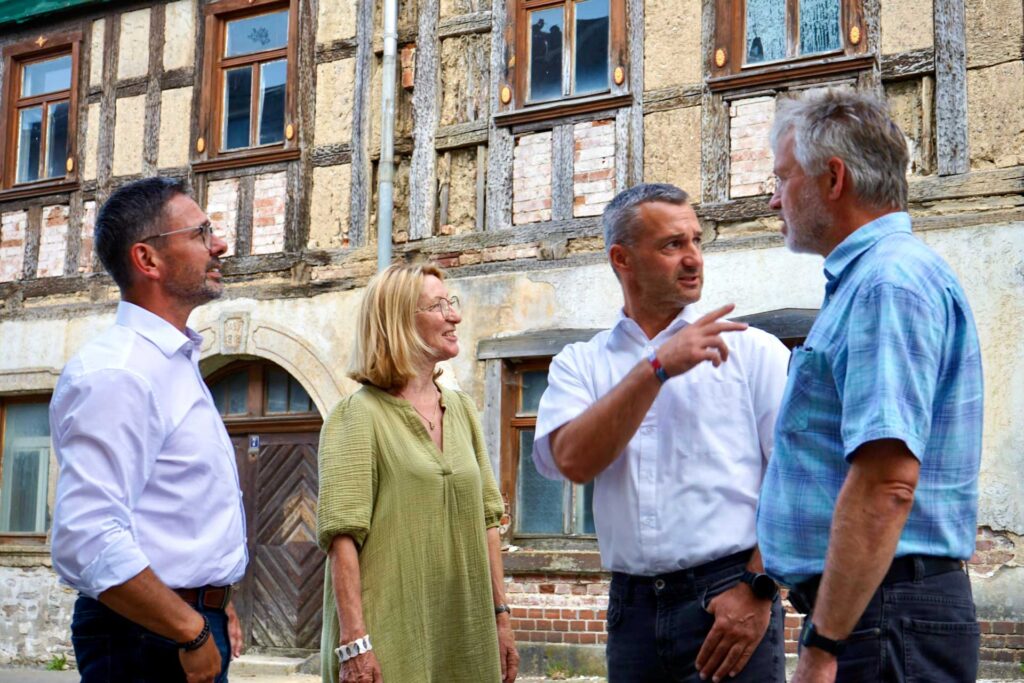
left=967, top=61, right=1024, bottom=169
left=308, top=164, right=353, bottom=249
left=966, top=0, right=1024, bottom=69
left=163, top=0, right=195, bottom=71
left=117, top=9, right=151, bottom=81
left=88, top=19, right=104, bottom=87
left=439, top=34, right=489, bottom=127
left=643, top=106, right=701, bottom=196
left=112, top=95, right=147, bottom=177
left=0, top=566, right=75, bottom=665
left=880, top=0, right=933, bottom=54
left=83, top=104, right=100, bottom=182
left=317, top=0, right=357, bottom=43
left=644, top=0, right=701, bottom=89
left=314, top=59, right=357, bottom=146
left=158, top=87, right=193, bottom=169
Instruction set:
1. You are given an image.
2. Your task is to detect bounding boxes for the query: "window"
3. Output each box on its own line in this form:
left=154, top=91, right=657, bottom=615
left=197, top=0, right=299, bottom=172
left=206, top=360, right=317, bottom=421
left=502, top=360, right=595, bottom=540
left=0, top=33, right=80, bottom=196
left=0, top=398, right=53, bottom=541
left=710, top=0, right=869, bottom=89
left=498, top=0, right=628, bottom=124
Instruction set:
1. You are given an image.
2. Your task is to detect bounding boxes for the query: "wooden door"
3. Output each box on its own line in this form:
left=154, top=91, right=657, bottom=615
left=240, top=432, right=325, bottom=652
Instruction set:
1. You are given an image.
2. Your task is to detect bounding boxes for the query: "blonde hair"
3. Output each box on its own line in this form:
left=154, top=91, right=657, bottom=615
left=347, top=262, right=446, bottom=389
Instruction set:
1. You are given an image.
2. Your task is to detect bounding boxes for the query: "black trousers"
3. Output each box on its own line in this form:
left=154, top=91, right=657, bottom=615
left=71, top=595, right=232, bottom=683
left=605, top=552, right=786, bottom=683
left=800, top=567, right=979, bottom=682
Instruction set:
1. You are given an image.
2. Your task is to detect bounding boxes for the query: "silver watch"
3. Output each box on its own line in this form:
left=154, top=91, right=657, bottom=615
left=336, top=634, right=373, bottom=663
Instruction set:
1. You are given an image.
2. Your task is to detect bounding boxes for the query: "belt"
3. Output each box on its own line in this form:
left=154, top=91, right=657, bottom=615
left=174, top=585, right=233, bottom=611
left=613, top=548, right=753, bottom=587
left=789, top=555, right=964, bottom=614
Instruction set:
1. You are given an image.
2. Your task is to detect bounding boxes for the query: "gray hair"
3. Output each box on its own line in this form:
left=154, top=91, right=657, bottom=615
left=602, top=183, right=690, bottom=254
left=770, top=89, right=909, bottom=211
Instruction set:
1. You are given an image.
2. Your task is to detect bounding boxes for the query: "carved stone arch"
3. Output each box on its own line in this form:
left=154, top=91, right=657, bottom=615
left=195, top=312, right=349, bottom=417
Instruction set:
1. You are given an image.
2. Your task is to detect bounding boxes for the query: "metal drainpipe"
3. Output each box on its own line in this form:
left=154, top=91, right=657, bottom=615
left=376, top=0, right=399, bottom=272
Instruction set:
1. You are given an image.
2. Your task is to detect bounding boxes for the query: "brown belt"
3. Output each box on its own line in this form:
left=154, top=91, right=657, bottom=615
left=174, top=585, right=233, bottom=611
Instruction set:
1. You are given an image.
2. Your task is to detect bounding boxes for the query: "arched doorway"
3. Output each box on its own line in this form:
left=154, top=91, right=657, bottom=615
left=205, top=360, right=324, bottom=655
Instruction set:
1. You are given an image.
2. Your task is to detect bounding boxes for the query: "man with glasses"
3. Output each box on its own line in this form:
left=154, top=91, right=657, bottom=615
left=760, top=89, right=983, bottom=682
left=50, top=177, right=247, bottom=683
left=532, top=183, right=790, bottom=683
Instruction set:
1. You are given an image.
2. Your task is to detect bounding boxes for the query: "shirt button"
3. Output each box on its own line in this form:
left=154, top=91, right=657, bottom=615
left=640, top=426, right=654, bottom=435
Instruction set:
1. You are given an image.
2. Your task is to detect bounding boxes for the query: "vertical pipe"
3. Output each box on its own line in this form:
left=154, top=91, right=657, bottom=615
left=376, top=0, right=399, bottom=271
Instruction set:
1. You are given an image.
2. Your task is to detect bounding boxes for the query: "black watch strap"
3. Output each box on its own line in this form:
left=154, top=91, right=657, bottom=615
left=494, top=603, right=511, bottom=616
left=739, top=570, right=779, bottom=600
left=800, top=620, right=846, bottom=656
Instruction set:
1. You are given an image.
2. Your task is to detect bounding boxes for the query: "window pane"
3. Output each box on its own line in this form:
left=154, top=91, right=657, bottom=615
left=745, top=0, right=786, bottom=64
left=257, top=59, right=287, bottom=145
left=15, top=107, right=43, bottom=184
left=516, top=429, right=564, bottom=533
left=225, top=10, right=289, bottom=57
left=573, top=0, right=609, bottom=96
left=209, top=369, right=249, bottom=416
left=222, top=66, right=253, bottom=150
left=45, top=101, right=69, bottom=179
left=799, top=0, right=840, bottom=55
left=519, top=370, right=548, bottom=416
left=528, top=7, right=564, bottom=102
left=579, top=481, right=595, bottom=534
left=22, top=55, right=71, bottom=97
left=287, top=376, right=313, bottom=413
left=266, top=368, right=288, bottom=414
left=0, top=402, right=51, bottom=534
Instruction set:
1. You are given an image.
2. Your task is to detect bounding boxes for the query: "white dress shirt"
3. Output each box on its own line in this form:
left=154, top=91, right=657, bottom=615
left=50, top=302, right=247, bottom=599
left=532, top=306, right=789, bottom=576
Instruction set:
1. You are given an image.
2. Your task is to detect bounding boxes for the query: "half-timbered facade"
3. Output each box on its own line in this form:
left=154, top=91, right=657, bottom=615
left=0, top=0, right=1021, bottom=675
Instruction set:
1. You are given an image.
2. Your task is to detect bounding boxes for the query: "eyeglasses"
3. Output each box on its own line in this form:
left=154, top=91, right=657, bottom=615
left=138, top=222, right=215, bottom=250
left=417, top=296, right=461, bottom=318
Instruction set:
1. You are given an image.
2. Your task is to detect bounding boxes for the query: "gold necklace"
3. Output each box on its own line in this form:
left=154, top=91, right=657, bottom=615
left=403, top=390, right=441, bottom=431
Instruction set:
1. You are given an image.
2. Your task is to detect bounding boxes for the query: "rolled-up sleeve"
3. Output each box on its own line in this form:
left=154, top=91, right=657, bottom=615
left=50, top=369, right=163, bottom=598
left=460, top=391, right=504, bottom=529
left=316, top=394, right=378, bottom=552
left=531, top=344, right=595, bottom=481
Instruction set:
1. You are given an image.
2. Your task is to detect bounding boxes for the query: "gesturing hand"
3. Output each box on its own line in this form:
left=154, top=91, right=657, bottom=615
left=656, top=304, right=748, bottom=378
left=341, top=650, right=383, bottom=683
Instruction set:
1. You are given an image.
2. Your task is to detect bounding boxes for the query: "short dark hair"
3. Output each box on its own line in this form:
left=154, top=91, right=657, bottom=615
left=94, top=176, right=187, bottom=291
left=602, top=183, right=690, bottom=253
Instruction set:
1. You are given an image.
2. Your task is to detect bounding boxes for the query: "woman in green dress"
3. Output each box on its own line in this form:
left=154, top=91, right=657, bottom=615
left=317, top=263, right=519, bottom=683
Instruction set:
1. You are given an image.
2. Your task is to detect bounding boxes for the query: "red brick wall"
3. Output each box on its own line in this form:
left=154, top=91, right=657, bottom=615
left=505, top=526, right=1024, bottom=668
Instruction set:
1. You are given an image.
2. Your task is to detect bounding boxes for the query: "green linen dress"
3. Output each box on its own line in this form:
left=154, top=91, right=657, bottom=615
left=316, top=384, right=505, bottom=683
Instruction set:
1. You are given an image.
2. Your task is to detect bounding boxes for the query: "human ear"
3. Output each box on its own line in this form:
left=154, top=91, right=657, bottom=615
left=609, top=243, right=630, bottom=274
left=128, top=243, right=163, bottom=282
left=826, top=157, right=847, bottom=201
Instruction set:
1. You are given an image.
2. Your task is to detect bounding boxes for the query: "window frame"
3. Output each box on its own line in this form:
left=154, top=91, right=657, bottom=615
left=708, top=0, right=871, bottom=91
left=0, top=32, right=81, bottom=200
left=496, top=0, right=630, bottom=127
left=0, top=395, right=54, bottom=546
left=500, top=358, right=596, bottom=544
left=204, top=360, right=320, bottom=432
left=196, top=0, right=300, bottom=173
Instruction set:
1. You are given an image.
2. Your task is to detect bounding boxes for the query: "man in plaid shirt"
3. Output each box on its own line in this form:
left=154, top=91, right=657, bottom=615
left=758, top=89, right=983, bottom=683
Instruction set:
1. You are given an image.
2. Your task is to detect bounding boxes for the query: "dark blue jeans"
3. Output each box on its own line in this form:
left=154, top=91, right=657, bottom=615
left=606, top=557, right=786, bottom=683
left=804, top=567, right=979, bottom=682
left=71, top=595, right=231, bottom=683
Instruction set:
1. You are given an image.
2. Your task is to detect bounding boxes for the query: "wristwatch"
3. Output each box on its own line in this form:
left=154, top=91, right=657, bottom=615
left=800, top=620, right=846, bottom=656
left=494, top=603, right=511, bottom=616
left=739, top=570, right=778, bottom=601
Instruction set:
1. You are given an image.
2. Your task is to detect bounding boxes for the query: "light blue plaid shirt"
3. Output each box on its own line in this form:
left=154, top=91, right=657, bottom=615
left=757, top=212, right=983, bottom=586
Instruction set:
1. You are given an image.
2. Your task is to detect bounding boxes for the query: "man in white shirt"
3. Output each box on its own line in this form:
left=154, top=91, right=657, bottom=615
left=50, top=177, right=247, bottom=683
left=532, top=183, right=790, bottom=683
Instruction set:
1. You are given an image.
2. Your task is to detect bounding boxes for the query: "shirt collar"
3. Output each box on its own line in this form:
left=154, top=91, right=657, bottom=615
left=823, top=211, right=912, bottom=285
left=608, top=305, right=700, bottom=347
left=115, top=301, right=201, bottom=358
